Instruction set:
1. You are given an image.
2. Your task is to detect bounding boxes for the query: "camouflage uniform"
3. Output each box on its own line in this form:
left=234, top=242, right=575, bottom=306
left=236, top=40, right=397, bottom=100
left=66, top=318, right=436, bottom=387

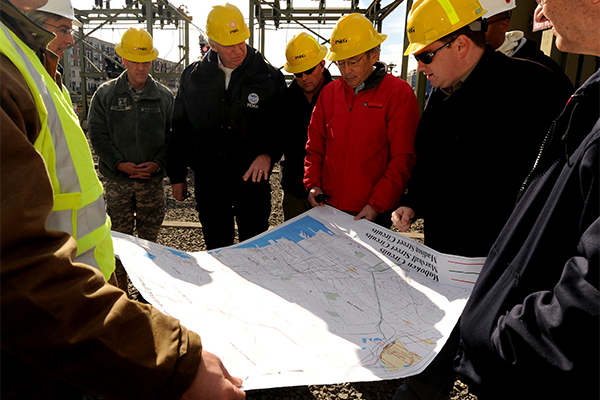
left=103, top=175, right=165, bottom=241
left=88, top=70, right=174, bottom=243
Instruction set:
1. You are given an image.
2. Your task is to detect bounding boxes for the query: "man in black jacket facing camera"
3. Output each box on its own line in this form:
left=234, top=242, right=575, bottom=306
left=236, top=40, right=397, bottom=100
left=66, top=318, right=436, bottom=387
left=168, top=3, right=286, bottom=250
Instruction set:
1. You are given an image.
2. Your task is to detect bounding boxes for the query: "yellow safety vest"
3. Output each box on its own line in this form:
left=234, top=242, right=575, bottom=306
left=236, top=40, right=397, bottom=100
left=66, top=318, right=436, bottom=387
left=1, top=22, right=115, bottom=280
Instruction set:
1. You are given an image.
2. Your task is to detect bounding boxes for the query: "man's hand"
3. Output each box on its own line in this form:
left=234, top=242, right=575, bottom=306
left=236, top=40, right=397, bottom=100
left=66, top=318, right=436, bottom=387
left=354, top=204, right=379, bottom=222
left=180, top=350, right=245, bottom=400
left=242, top=154, right=271, bottom=183
left=132, top=161, right=160, bottom=179
left=172, top=182, right=188, bottom=202
left=307, top=187, right=324, bottom=207
left=117, top=161, right=159, bottom=179
left=391, top=206, right=415, bottom=231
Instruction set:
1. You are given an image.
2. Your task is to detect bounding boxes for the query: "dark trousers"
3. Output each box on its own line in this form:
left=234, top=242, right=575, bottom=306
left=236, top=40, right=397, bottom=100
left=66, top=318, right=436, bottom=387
left=196, top=176, right=271, bottom=250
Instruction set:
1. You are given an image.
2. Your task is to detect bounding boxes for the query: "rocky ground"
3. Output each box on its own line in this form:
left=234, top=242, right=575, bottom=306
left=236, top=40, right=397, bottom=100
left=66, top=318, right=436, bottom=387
left=124, top=168, right=477, bottom=400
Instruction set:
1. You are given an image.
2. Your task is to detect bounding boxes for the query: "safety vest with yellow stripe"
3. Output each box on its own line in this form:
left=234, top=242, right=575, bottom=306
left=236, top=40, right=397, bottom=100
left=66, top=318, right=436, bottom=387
left=1, top=22, right=115, bottom=280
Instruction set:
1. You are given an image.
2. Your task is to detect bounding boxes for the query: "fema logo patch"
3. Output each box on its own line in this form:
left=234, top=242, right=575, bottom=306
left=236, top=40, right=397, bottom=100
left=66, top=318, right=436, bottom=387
left=248, top=93, right=259, bottom=104
left=247, top=93, right=259, bottom=109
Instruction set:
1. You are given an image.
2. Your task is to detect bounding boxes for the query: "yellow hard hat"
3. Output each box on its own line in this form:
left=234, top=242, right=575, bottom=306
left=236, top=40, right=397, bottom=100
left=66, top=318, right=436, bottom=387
left=115, top=28, right=158, bottom=62
left=327, top=13, right=387, bottom=62
left=206, top=3, right=250, bottom=46
left=404, top=0, right=487, bottom=56
left=284, top=33, right=328, bottom=74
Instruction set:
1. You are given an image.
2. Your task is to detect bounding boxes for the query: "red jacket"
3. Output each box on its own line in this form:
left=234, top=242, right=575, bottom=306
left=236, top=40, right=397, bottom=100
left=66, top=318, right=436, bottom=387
left=304, top=64, right=419, bottom=214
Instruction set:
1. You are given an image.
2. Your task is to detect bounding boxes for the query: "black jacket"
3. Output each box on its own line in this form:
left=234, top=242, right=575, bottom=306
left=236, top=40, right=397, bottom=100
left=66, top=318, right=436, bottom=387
left=280, top=68, right=333, bottom=198
left=513, top=38, right=572, bottom=87
left=456, top=70, right=599, bottom=400
left=400, top=47, right=573, bottom=257
left=167, top=46, right=286, bottom=184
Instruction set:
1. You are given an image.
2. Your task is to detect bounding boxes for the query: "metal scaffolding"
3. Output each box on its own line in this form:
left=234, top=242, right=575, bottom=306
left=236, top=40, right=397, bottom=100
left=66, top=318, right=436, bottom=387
left=69, top=0, right=406, bottom=119
left=72, top=0, right=195, bottom=119
left=248, top=0, right=405, bottom=53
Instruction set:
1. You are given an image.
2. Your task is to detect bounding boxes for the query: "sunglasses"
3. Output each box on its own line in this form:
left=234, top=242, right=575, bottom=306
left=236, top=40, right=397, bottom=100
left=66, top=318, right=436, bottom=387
left=413, top=36, right=457, bottom=65
left=294, top=65, right=317, bottom=78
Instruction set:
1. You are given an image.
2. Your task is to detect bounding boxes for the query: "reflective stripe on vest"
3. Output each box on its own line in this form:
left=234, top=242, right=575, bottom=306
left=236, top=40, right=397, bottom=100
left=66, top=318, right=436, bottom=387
left=1, top=22, right=115, bottom=280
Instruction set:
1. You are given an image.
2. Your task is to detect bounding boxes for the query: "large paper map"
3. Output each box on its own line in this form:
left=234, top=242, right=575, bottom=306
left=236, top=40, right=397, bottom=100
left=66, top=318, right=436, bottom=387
left=112, top=206, right=485, bottom=390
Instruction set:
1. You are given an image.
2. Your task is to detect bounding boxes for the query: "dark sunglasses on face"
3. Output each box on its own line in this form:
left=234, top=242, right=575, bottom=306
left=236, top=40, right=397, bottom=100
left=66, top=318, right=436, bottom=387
left=294, top=65, right=317, bottom=78
left=413, top=36, right=457, bottom=65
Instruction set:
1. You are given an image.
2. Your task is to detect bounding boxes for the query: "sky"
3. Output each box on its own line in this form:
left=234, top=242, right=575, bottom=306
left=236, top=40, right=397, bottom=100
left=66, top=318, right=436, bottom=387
left=70, top=0, right=417, bottom=74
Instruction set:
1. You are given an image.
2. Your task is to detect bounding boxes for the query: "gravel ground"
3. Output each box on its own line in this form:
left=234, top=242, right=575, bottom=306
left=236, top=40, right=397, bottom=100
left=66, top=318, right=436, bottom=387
left=127, top=167, right=476, bottom=400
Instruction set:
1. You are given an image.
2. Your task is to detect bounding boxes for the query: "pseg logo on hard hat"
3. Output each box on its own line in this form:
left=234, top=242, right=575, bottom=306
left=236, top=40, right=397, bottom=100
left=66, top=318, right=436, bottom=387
left=291, top=54, right=306, bottom=61
left=229, top=20, right=239, bottom=34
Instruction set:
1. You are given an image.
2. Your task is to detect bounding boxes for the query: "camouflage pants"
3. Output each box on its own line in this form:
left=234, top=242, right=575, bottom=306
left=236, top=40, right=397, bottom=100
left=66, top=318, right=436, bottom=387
left=103, top=176, right=165, bottom=242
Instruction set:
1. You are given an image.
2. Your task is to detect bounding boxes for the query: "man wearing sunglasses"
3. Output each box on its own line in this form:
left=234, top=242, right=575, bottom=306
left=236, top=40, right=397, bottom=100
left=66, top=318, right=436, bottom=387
left=394, top=0, right=572, bottom=257
left=280, top=33, right=333, bottom=220
left=392, top=0, right=573, bottom=398
left=304, top=13, right=420, bottom=227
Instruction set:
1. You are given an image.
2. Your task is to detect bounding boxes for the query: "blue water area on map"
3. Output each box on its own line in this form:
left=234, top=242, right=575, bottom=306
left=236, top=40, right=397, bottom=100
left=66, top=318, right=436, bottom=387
left=144, top=249, right=190, bottom=260
left=168, top=249, right=192, bottom=259
left=218, top=216, right=334, bottom=252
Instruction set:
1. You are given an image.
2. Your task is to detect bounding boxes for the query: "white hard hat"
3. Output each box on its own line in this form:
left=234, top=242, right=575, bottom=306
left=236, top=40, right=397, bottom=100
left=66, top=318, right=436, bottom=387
left=38, top=0, right=82, bottom=27
left=478, top=0, right=516, bottom=18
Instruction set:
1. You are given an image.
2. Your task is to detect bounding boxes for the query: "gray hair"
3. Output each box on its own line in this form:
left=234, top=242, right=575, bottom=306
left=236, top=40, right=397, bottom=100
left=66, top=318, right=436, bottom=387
left=367, top=45, right=381, bottom=59
left=23, top=10, right=61, bottom=27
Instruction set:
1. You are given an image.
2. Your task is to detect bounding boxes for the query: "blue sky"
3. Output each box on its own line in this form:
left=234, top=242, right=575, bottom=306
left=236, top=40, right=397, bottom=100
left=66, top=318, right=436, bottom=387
left=71, top=0, right=416, bottom=74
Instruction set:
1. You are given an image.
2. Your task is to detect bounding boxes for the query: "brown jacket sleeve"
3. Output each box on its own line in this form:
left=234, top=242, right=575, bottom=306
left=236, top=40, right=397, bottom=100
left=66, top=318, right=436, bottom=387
left=1, top=54, right=203, bottom=400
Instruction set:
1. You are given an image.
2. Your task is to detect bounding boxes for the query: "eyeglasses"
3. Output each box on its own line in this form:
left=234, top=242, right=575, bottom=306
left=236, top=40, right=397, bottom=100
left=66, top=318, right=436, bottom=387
left=335, top=53, right=365, bottom=69
left=294, top=65, right=317, bottom=78
left=45, top=23, right=76, bottom=37
left=413, top=36, right=457, bottom=65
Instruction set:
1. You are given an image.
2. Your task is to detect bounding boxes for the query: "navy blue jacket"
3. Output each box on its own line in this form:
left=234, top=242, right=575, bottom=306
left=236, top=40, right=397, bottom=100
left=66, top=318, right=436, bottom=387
left=456, top=70, right=600, bottom=399
left=167, top=46, right=286, bottom=184
left=280, top=68, right=333, bottom=198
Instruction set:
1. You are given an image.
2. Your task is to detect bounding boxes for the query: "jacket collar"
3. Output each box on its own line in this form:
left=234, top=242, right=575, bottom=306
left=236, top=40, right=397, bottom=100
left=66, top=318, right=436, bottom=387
left=1, top=0, right=60, bottom=81
left=340, top=61, right=387, bottom=94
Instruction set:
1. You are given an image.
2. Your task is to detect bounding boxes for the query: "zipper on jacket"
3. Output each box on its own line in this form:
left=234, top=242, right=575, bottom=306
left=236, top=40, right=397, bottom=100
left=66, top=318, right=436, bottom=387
left=515, top=93, right=584, bottom=205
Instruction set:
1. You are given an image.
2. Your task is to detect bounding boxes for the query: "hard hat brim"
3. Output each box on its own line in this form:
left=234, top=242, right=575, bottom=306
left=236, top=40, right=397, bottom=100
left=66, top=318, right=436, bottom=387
left=327, top=33, right=387, bottom=62
left=283, top=44, right=328, bottom=74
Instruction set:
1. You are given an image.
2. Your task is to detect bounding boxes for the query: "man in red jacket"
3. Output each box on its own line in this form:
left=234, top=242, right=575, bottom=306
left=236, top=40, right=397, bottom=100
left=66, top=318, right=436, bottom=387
left=303, top=13, right=419, bottom=227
